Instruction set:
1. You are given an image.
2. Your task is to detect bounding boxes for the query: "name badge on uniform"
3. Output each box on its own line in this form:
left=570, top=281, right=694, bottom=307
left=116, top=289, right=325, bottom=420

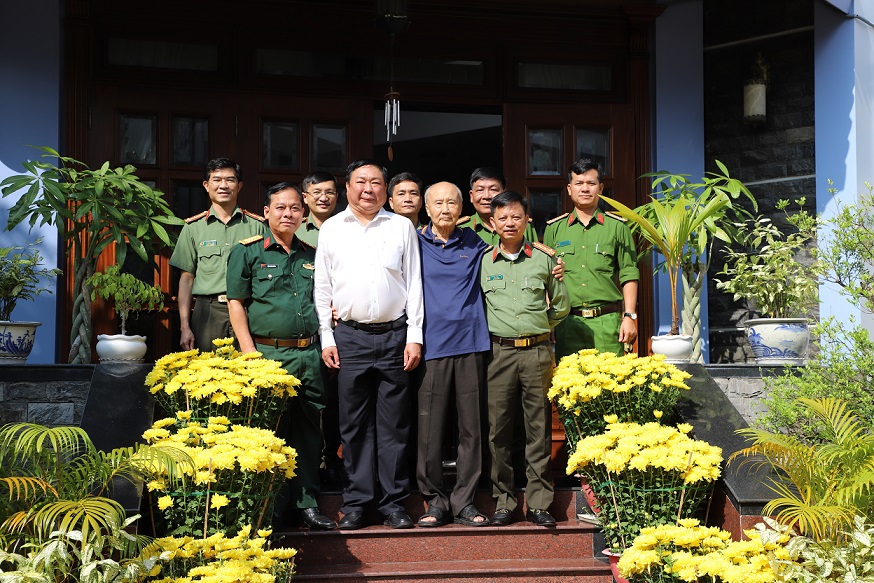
left=486, top=274, right=503, bottom=281
left=263, top=264, right=278, bottom=268
left=302, top=263, right=315, bottom=270
left=555, top=240, right=571, bottom=248
left=200, top=240, right=218, bottom=247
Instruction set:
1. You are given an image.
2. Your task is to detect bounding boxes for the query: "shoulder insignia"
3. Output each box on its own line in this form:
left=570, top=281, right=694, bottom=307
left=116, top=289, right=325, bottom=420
left=605, top=211, right=628, bottom=222
left=238, top=235, right=264, bottom=246
left=184, top=210, right=209, bottom=223
left=532, top=242, right=556, bottom=257
left=456, top=216, right=471, bottom=225
left=546, top=212, right=570, bottom=225
left=242, top=209, right=266, bottom=222
left=297, top=237, right=315, bottom=250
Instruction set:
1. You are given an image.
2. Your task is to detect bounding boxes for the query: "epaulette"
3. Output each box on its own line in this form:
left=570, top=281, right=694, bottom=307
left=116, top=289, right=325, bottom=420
left=605, top=211, right=627, bottom=222
left=531, top=241, right=556, bottom=257
left=238, top=235, right=264, bottom=246
left=546, top=212, right=570, bottom=225
left=297, top=237, right=314, bottom=250
left=184, top=210, right=209, bottom=223
left=242, top=209, right=266, bottom=222
left=456, top=216, right=471, bottom=225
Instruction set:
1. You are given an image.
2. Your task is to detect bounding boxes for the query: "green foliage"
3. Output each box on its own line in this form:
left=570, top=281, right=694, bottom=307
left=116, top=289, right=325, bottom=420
left=715, top=198, right=819, bottom=318
left=778, top=516, right=874, bottom=583
left=0, top=239, right=62, bottom=322
left=86, top=265, right=164, bottom=336
left=731, top=398, right=874, bottom=542
left=603, top=161, right=753, bottom=334
left=0, top=422, right=192, bottom=561
left=0, top=146, right=183, bottom=363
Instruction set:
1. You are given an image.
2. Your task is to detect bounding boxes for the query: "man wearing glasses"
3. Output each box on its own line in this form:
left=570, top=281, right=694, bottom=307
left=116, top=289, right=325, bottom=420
left=170, top=158, right=266, bottom=352
left=297, top=171, right=340, bottom=248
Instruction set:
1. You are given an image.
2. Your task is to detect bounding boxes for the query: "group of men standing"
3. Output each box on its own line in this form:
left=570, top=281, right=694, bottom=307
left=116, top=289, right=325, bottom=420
left=168, top=156, right=639, bottom=532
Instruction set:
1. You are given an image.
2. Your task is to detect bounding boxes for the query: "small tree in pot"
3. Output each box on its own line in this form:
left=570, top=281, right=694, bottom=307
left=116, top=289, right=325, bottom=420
left=0, top=238, right=61, bottom=322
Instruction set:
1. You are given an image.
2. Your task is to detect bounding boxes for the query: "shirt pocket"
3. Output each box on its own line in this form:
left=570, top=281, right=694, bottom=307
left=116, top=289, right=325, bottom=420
left=255, top=265, right=283, bottom=297
left=380, top=243, right=404, bottom=273
left=592, top=244, right=615, bottom=273
left=521, top=277, right=546, bottom=298
left=556, top=246, right=576, bottom=272
left=483, top=278, right=506, bottom=295
left=196, top=246, right=224, bottom=274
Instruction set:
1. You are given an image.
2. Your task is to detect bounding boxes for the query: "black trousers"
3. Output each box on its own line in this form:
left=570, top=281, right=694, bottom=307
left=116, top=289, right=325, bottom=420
left=335, top=324, right=412, bottom=515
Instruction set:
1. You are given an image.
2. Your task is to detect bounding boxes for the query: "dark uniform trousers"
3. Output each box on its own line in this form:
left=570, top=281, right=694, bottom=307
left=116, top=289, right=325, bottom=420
left=258, top=343, right=326, bottom=515
left=416, top=352, right=485, bottom=515
left=335, top=323, right=412, bottom=515
left=191, top=298, right=235, bottom=352
left=487, top=342, right=554, bottom=512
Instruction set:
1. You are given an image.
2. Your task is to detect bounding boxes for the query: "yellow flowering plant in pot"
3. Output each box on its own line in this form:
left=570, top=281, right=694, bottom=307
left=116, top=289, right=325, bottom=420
left=549, top=350, right=692, bottom=451
left=567, top=421, right=723, bottom=552
left=143, top=415, right=297, bottom=537
left=145, top=338, right=300, bottom=429
left=617, top=518, right=793, bottom=583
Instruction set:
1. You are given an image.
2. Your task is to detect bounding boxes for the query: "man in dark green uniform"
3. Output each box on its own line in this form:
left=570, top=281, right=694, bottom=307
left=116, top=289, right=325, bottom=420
left=226, top=181, right=335, bottom=530
left=457, top=167, right=538, bottom=244
left=480, top=190, right=569, bottom=528
left=388, top=171, right=424, bottom=228
left=296, top=171, right=339, bottom=249
left=170, top=158, right=265, bottom=352
left=543, top=159, right=639, bottom=360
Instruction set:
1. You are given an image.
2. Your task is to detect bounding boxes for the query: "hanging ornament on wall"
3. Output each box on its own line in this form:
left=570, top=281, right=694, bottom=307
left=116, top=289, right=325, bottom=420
left=375, top=0, right=409, bottom=161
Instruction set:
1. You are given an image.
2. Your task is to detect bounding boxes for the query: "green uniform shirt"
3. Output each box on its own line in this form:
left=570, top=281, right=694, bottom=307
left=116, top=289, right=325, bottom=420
left=543, top=210, right=639, bottom=307
left=225, top=235, right=319, bottom=339
left=169, top=207, right=266, bottom=295
left=480, top=241, right=570, bottom=337
left=295, top=215, right=322, bottom=248
left=458, top=213, right=539, bottom=246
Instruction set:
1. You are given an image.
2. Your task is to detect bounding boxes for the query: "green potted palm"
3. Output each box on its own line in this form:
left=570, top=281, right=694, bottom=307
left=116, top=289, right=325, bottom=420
left=0, top=146, right=183, bottom=363
left=0, top=239, right=62, bottom=363
left=715, top=199, right=817, bottom=364
left=86, top=265, right=164, bottom=362
left=602, top=161, right=753, bottom=362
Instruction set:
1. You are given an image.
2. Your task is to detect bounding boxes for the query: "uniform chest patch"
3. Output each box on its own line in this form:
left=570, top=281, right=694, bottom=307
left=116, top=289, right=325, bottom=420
left=486, top=274, right=503, bottom=281
left=302, top=263, right=315, bottom=270
left=200, top=240, right=218, bottom=247
left=555, top=240, right=571, bottom=248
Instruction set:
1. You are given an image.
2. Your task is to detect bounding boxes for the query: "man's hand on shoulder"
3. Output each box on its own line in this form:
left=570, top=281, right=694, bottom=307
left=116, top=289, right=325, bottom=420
left=552, top=256, right=565, bottom=281
left=403, top=343, right=422, bottom=371
left=322, top=346, right=340, bottom=369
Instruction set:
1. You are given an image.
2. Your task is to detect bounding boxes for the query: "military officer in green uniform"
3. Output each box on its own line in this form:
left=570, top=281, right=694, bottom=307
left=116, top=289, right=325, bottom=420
left=226, top=181, right=335, bottom=531
left=457, top=167, right=538, bottom=245
left=480, top=190, right=569, bottom=528
left=543, top=159, right=639, bottom=361
left=296, top=171, right=339, bottom=249
left=170, top=158, right=265, bottom=352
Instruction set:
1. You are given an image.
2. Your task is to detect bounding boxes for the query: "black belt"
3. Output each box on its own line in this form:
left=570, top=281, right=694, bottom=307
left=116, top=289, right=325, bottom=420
left=490, top=332, right=550, bottom=348
left=194, top=294, right=228, bottom=304
left=570, top=302, right=622, bottom=318
left=339, top=315, right=407, bottom=334
left=253, top=334, right=318, bottom=348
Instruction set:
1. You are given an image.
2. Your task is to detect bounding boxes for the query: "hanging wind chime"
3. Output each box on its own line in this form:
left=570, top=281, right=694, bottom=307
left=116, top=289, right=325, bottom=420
left=376, top=1, right=409, bottom=161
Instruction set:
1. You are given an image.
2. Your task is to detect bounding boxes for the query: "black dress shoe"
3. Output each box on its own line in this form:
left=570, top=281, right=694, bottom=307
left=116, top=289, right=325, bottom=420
left=337, top=511, right=367, bottom=530
left=526, top=508, right=556, bottom=527
left=490, top=508, right=513, bottom=526
left=383, top=511, right=414, bottom=529
left=301, top=507, right=337, bottom=530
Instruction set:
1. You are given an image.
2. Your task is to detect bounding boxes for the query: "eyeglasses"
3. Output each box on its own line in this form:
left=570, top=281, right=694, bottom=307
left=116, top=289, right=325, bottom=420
left=209, top=176, right=239, bottom=185
left=306, top=190, right=338, bottom=199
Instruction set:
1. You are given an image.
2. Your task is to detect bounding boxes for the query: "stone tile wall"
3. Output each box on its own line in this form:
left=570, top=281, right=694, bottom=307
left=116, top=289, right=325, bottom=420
left=0, top=366, right=93, bottom=427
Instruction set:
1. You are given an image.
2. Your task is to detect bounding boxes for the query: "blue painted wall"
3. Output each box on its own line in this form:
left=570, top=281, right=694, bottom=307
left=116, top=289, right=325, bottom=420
left=0, top=0, right=63, bottom=363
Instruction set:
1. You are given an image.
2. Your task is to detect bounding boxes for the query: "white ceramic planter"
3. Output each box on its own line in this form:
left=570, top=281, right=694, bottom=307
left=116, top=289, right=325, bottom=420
left=650, top=334, right=694, bottom=363
left=95, top=334, right=148, bottom=363
left=0, top=321, right=41, bottom=363
left=744, top=317, right=809, bottom=365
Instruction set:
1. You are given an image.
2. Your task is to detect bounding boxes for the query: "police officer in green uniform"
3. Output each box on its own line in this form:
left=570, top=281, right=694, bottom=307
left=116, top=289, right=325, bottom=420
left=169, top=158, right=265, bottom=352
left=543, top=159, right=639, bottom=361
left=226, top=181, right=335, bottom=531
left=457, top=167, right=538, bottom=245
left=296, top=171, right=339, bottom=249
left=480, top=190, right=570, bottom=528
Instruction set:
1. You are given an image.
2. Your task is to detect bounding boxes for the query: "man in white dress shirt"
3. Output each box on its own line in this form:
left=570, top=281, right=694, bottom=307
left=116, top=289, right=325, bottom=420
left=314, top=159, right=424, bottom=530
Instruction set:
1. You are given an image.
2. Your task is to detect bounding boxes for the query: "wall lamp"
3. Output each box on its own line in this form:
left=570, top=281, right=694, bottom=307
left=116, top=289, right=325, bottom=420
left=743, top=52, right=769, bottom=125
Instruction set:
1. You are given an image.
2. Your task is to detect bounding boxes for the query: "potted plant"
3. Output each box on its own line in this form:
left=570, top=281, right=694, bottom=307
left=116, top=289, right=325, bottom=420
left=0, top=146, right=183, bottom=363
left=715, top=198, right=818, bottom=365
left=601, top=161, right=754, bottom=362
left=86, top=264, right=165, bottom=362
left=0, top=239, right=62, bottom=363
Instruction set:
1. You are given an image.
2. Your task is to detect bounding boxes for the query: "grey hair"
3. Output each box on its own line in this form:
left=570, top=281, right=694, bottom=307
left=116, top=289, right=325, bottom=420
left=424, top=181, right=463, bottom=204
